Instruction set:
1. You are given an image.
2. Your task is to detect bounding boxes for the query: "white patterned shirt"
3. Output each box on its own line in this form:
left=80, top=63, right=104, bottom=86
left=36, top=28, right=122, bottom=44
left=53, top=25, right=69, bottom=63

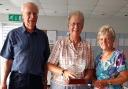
left=48, top=37, right=94, bottom=85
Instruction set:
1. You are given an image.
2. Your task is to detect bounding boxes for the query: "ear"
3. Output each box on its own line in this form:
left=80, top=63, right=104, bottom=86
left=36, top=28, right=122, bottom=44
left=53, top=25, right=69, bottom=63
left=68, top=30, right=70, bottom=35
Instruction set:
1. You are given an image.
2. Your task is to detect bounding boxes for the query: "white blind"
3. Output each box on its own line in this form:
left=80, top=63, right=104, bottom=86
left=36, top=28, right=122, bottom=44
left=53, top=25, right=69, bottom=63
left=0, top=23, right=21, bottom=84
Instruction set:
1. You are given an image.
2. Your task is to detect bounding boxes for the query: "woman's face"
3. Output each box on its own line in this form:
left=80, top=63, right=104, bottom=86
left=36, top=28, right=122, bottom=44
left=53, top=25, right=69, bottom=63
left=98, top=34, right=114, bottom=51
left=68, top=15, right=83, bottom=37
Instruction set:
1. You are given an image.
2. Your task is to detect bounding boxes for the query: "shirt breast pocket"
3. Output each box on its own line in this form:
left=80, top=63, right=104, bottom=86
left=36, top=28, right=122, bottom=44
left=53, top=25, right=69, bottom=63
left=12, top=39, right=29, bottom=51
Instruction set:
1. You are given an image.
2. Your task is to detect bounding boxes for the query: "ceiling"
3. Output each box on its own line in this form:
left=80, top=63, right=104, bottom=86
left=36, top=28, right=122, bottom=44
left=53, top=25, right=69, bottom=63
left=0, top=0, right=128, bottom=18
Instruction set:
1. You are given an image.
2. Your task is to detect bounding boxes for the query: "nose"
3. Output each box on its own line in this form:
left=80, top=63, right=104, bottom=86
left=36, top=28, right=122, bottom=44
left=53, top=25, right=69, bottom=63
left=30, top=13, right=37, bottom=19
left=102, top=39, right=106, bottom=43
left=74, top=23, right=80, bottom=28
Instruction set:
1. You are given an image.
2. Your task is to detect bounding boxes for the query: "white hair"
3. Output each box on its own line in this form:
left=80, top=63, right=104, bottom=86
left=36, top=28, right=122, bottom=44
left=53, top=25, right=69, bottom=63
left=97, top=25, right=116, bottom=41
left=21, top=2, right=39, bottom=13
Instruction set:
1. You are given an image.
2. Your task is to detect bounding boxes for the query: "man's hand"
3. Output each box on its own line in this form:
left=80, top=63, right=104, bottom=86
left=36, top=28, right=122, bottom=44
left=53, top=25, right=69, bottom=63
left=0, top=82, right=7, bottom=89
left=43, top=85, right=47, bottom=89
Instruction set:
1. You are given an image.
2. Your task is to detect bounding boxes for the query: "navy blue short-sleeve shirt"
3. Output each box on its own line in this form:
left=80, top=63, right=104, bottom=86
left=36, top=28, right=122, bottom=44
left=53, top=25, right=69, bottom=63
left=0, top=25, right=50, bottom=76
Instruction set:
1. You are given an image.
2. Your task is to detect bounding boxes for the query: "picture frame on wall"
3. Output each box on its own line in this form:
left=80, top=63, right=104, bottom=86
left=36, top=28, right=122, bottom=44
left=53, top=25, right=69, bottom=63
left=47, top=30, right=56, bottom=45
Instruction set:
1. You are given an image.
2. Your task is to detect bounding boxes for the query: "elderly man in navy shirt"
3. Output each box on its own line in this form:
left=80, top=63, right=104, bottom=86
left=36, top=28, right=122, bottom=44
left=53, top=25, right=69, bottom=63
left=0, top=2, right=50, bottom=89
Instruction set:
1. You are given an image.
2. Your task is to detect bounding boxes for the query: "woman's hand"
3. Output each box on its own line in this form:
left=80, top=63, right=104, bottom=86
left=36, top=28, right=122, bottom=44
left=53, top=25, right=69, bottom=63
left=63, top=70, right=77, bottom=80
left=93, top=80, right=108, bottom=89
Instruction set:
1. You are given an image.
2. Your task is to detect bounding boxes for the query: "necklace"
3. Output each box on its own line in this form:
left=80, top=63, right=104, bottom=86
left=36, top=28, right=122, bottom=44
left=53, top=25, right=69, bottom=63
left=101, top=51, right=114, bottom=61
left=68, top=40, right=83, bottom=58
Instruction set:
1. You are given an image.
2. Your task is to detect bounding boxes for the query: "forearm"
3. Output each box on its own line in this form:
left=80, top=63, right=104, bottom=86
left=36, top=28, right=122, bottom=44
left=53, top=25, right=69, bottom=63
left=97, top=71, right=128, bottom=87
left=42, top=64, right=48, bottom=89
left=84, top=69, right=95, bottom=80
left=47, top=63, right=63, bottom=75
left=1, top=59, right=12, bottom=84
left=106, top=75, right=128, bottom=85
left=43, top=64, right=48, bottom=85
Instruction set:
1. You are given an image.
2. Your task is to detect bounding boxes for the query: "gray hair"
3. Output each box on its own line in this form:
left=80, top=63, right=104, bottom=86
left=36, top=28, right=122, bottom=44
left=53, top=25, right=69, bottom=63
left=97, top=25, right=116, bottom=41
left=21, top=2, right=39, bottom=13
left=68, top=11, right=84, bottom=23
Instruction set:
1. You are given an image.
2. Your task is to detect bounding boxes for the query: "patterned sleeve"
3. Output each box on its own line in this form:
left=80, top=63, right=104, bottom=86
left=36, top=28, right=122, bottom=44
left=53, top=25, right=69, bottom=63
left=116, top=53, right=127, bottom=72
left=125, top=59, right=128, bottom=70
left=95, top=54, right=101, bottom=68
left=87, top=43, right=94, bottom=69
left=48, top=40, right=61, bottom=65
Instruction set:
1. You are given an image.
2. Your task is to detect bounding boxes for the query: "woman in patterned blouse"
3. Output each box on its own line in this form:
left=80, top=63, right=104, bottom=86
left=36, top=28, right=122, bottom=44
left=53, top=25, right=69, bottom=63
left=47, top=11, right=94, bottom=89
left=94, top=25, right=128, bottom=89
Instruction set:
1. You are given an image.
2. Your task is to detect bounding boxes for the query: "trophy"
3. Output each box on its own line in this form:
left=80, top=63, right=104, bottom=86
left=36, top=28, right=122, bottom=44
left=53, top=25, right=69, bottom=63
left=67, top=58, right=87, bottom=84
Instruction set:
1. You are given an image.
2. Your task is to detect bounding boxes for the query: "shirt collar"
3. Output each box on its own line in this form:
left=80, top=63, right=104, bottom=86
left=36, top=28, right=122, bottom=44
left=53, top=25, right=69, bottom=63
left=66, top=35, right=82, bottom=45
left=21, top=24, right=37, bottom=34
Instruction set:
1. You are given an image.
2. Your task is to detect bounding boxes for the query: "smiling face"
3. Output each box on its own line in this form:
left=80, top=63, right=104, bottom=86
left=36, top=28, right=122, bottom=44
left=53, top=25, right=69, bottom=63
left=22, top=3, right=38, bottom=30
left=98, top=34, right=114, bottom=51
left=97, top=25, right=116, bottom=51
left=68, top=15, right=84, bottom=38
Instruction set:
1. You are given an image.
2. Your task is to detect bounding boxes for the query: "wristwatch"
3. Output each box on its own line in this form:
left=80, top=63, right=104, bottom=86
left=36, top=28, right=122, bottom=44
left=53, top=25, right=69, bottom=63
left=61, top=69, right=65, bottom=76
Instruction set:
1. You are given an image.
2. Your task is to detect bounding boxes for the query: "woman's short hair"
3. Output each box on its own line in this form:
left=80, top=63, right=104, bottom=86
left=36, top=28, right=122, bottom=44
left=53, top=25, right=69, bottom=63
left=68, top=11, right=84, bottom=23
left=97, top=25, right=116, bottom=41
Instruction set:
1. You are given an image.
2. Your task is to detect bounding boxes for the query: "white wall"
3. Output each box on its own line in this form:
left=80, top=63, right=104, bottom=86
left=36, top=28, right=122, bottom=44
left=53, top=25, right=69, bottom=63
left=0, top=14, right=68, bottom=31
left=85, top=17, right=128, bottom=33
left=0, top=22, right=2, bottom=83
left=37, top=15, right=128, bottom=33
left=0, top=22, right=2, bottom=50
left=0, top=14, right=128, bottom=33
left=37, top=15, right=67, bottom=31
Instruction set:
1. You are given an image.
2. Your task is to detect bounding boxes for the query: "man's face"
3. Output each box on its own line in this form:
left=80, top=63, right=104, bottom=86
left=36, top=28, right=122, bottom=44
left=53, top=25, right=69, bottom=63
left=22, top=4, right=38, bottom=30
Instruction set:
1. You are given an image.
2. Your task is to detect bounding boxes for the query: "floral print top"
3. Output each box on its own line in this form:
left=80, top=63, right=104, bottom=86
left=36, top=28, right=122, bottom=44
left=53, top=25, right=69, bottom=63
left=95, top=50, right=127, bottom=89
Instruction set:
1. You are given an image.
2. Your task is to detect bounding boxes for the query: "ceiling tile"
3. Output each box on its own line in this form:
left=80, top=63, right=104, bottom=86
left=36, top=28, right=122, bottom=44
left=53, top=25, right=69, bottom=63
left=0, top=0, right=127, bottom=18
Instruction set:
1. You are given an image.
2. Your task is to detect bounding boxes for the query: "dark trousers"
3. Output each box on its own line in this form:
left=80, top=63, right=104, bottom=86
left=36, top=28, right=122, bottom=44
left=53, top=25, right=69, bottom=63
left=9, top=71, right=43, bottom=89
